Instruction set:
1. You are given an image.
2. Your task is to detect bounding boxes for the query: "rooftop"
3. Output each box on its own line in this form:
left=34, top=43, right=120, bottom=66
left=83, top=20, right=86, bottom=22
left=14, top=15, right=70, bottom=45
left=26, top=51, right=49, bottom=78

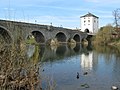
left=80, top=12, right=99, bottom=18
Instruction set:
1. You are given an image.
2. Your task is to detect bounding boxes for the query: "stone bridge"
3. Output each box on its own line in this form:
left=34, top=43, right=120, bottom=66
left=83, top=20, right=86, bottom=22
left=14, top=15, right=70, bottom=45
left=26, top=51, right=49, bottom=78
left=0, top=20, right=87, bottom=44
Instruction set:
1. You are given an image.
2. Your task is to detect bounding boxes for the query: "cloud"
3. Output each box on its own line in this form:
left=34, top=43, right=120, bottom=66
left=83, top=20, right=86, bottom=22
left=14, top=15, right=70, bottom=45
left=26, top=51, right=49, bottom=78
left=5, top=15, right=79, bottom=29
left=85, top=0, right=120, bottom=3
left=100, top=15, right=113, bottom=19
left=7, top=0, right=64, bottom=6
left=0, top=0, right=117, bottom=28
left=85, top=0, right=99, bottom=3
left=22, top=15, right=80, bottom=28
left=33, top=15, right=78, bottom=23
left=3, top=8, right=15, bottom=11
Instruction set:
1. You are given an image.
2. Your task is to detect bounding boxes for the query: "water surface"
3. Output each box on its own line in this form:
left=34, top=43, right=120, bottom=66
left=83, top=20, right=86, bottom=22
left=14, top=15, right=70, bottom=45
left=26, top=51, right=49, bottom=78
left=39, top=45, right=120, bottom=90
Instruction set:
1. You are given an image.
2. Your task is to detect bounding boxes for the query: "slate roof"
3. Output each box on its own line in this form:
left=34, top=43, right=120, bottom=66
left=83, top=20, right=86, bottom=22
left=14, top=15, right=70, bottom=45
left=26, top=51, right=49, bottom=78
left=80, top=12, right=99, bottom=18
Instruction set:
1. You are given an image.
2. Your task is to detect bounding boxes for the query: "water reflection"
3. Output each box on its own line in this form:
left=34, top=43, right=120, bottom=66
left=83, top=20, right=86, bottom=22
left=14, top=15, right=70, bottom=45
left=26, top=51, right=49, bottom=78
left=81, top=51, right=93, bottom=71
left=39, top=44, right=120, bottom=90
left=80, top=44, right=94, bottom=71
left=32, top=44, right=83, bottom=62
left=1, top=42, right=120, bottom=90
left=56, top=45, right=66, bottom=57
left=73, top=44, right=81, bottom=53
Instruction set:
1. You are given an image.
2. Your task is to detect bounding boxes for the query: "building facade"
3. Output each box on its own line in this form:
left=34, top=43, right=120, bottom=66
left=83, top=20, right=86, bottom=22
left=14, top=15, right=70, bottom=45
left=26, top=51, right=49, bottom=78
left=80, top=12, right=99, bottom=34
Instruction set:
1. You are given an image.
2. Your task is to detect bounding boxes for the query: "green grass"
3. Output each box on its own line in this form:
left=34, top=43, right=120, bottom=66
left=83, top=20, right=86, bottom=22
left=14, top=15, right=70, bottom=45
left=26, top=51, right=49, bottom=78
left=26, top=36, right=37, bottom=45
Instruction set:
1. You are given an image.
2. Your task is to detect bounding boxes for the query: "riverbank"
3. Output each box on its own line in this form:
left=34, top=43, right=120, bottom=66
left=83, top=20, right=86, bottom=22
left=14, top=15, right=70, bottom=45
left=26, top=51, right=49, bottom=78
left=93, top=38, right=120, bottom=53
left=108, top=40, right=120, bottom=52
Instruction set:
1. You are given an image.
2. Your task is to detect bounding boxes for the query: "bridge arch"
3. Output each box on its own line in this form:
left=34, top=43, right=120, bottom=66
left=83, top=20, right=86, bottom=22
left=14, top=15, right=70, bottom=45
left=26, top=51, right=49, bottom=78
left=32, top=31, right=45, bottom=43
left=73, top=34, right=80, bottom=43
left=55, top=32, right=67, bottom=42
left=0, top=26, right=13, bottom=44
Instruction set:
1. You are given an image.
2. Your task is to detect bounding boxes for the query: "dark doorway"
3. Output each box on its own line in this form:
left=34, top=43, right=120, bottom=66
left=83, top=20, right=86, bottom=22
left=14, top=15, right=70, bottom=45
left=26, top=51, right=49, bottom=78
left=85, top=28, right=89, bottom=33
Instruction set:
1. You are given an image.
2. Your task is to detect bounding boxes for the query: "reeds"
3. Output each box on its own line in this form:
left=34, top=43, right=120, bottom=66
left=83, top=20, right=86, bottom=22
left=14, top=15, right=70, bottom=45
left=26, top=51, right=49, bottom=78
left=0, top=37, right=41, bottom=90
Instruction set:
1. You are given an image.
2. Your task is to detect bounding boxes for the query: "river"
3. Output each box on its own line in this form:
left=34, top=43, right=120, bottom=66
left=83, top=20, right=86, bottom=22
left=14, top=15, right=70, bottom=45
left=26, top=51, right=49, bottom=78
left=1, top=43, right=120, bottom=90
left=38, top=44, right=120, bottom=90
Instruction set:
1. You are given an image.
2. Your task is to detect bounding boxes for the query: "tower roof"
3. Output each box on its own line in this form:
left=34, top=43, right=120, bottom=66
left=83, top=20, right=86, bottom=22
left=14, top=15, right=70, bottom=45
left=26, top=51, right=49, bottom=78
left=80, top=12, right=99, bottom=18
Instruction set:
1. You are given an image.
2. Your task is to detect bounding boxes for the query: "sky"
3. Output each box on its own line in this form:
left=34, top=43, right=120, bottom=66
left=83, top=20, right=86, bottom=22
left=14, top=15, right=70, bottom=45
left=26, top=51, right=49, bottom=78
left=0, top=0, right=120, bottom=29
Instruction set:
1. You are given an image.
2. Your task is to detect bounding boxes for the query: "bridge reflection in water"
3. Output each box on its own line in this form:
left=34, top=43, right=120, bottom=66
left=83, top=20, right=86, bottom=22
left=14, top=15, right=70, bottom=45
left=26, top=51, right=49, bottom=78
left=25, top=43, right=120, bottom=90
left=27, top=44, right=84, bottom=62
left=27, top=43, right=94, bottom=70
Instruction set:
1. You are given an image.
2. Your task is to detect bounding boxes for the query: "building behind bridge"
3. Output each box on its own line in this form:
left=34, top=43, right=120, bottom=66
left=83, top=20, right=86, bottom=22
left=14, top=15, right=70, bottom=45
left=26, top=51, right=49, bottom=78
left=80, top=12, right=99, bottom=34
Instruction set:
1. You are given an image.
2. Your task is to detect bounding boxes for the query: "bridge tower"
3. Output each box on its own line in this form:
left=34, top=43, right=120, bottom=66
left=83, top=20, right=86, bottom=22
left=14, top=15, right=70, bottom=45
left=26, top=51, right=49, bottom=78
left=80, top=12, right=99, bottom=34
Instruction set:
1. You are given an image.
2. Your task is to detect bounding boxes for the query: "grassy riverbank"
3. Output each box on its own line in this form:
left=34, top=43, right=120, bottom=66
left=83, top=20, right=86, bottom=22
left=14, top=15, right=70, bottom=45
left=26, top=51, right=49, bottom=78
left=93, top=24, right=120, bottom=50
left=107, top=40, right=120, bottom=52
left=93, top=39, right=120, bottom=53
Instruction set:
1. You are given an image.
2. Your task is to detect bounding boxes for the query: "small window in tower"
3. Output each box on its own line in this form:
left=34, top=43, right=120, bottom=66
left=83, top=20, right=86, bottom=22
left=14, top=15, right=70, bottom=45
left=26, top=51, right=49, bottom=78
left=84, top=24, right=86, bottom=26
left=88, top=20, right=90, bottom=22
left=94, top=20, right=96, bottom=22
left=84, top=20, right=86, bottom=23
left=88, top=24, right=90, bottom=25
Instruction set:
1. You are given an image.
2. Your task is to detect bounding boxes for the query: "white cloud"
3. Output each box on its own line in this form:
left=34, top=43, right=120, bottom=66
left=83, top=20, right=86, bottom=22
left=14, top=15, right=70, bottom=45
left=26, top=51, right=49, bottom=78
left=5, top=15, right=78, bottom=29
left=23, top=15, right=80, bottom=29
left=100, top=15, right=113, bottom=19
left=26, top=5, right=98, bottom=14
left=3, top=8, right=15, bottom=11
left=33, top=15, right=78, bottom=23
left=0, top=0, right=118, bottom=28
left=85, top=0, right=120, bottom=4
left=85, top=0, right=99, bottom=3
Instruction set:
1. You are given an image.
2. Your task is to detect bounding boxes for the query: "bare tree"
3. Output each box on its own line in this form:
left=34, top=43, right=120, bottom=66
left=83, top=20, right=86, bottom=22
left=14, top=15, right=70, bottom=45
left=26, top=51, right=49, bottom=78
left=113, top=9, right=120, bottom=29
left=113, top=8, right=120, bottom=37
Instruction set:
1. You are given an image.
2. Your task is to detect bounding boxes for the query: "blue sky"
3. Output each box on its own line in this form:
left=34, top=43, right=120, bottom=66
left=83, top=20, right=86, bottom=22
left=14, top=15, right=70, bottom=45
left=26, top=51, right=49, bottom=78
left=0, top=0, right=120, bottom=29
